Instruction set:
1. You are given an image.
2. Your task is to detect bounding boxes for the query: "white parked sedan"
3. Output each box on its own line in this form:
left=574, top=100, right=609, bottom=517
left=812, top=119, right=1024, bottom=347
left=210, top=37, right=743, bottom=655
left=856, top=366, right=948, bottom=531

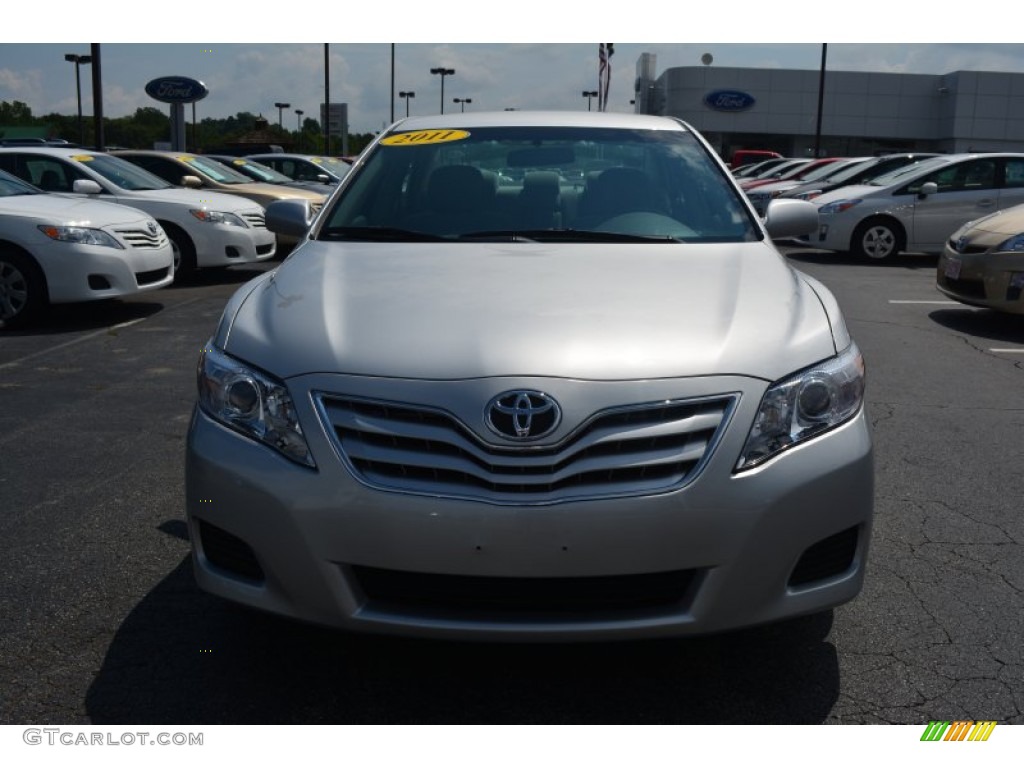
left=185, top=111, right=873, bottom=641
left=0, top=148, right=276, bottom=274
left=812, top=153, right=1024, bottom=259
left=0, top=169, right=173, bottom=327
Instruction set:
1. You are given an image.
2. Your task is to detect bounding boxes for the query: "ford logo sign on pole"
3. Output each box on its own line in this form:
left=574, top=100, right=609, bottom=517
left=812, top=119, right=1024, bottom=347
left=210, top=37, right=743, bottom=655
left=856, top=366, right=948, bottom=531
left=145, top=76, right=208, bottom=151
left=703, top=90, right=756, bottom=112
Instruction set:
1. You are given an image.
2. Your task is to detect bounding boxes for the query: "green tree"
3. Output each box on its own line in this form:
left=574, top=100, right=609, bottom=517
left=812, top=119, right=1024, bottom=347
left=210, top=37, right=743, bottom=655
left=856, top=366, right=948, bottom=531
left=0, top=100, right=35, bottom=125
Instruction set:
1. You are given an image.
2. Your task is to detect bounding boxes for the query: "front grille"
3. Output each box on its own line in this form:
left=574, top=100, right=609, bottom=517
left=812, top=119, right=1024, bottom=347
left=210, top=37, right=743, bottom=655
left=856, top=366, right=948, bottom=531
left=241, top=211, right=266, bottom=229
left=352, top=565, right=698, bottom=617
left=115, top=226, right=169, bottom=249
left=788, top=526, right=859, bottom=587
left=198, top=520, right=265, bottom=583
left=135, top=266, right=170, bottom=286
left=317, top=394, right=735, bottom=503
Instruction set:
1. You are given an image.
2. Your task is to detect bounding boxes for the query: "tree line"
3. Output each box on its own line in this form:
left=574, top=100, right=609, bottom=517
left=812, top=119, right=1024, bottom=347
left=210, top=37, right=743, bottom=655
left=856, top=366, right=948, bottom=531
left=0, top=100, right=376, bottom=155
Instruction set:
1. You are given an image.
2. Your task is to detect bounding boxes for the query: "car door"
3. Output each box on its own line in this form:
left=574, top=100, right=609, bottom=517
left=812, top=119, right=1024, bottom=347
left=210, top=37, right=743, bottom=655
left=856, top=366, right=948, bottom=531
left=905, top=158, right=999, bottom=252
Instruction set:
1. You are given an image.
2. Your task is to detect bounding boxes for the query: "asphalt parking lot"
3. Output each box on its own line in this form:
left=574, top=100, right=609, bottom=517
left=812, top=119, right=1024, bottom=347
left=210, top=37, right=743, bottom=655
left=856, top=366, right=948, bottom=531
left=1, top=246, right=1022, bottom=725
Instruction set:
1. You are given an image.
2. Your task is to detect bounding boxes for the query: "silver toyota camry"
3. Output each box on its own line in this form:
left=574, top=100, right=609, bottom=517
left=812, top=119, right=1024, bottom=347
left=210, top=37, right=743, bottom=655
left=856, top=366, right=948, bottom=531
left=186, top=112, right=873, bottom=641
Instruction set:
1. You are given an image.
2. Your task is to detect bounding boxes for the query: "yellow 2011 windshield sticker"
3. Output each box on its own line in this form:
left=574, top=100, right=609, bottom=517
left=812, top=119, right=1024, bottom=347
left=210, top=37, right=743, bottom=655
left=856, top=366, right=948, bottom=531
left=380, top=129, right=470, bottom=147
left=73, top=155, right=95, bottom=162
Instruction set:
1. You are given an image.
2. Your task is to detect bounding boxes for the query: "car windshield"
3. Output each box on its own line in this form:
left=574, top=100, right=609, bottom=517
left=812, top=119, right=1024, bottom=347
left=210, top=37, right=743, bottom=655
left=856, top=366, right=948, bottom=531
left=75, top=154, right=173, bottom=191
left=819, top=158, right=877, bottom=185
left=219, top=157, right=293, bottom=184
left=800, top=160, right=856, bottom=182
left=318, top=125, right=759, bottom=243
left=868, top=156, right=952, bottom=186
left=179, top=156, right=252, bottom=184
left=0, top=169, right=40, bottom=196
left=291, top=156, right=349, bottom=178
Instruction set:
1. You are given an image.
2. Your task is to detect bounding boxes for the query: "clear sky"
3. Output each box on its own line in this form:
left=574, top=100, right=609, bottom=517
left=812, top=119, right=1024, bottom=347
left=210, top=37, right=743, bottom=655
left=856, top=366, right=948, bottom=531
left=2, top=4, right=1019, bottom=135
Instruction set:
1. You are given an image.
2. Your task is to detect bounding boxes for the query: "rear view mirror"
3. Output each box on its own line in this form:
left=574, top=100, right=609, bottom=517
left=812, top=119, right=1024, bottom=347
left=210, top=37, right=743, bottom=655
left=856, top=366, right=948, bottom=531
left=181, top=175, right=203, bottom=189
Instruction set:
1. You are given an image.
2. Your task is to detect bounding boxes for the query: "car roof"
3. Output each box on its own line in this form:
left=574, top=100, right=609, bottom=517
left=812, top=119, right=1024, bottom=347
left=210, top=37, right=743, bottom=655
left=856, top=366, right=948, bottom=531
left=0, top=146, right=105, bottom=158
left=387, top=110, right=690, bottom=132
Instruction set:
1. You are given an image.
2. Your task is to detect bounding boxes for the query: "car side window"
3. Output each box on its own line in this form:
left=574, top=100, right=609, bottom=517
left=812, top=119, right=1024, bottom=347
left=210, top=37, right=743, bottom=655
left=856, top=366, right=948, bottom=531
left=904, top=160, right=996, bottom=195
left=23, top=158, right=85, bottom=192
left=960, top=159, right=996, bottom=190
left=127, top=157, right=186, bottom=185
left=1004, top=159, right=1024, bottom=188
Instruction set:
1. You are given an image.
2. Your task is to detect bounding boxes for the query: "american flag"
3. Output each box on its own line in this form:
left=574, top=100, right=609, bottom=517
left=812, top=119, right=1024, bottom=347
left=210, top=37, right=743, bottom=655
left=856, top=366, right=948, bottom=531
left=598, top=43, right=614, bottom=111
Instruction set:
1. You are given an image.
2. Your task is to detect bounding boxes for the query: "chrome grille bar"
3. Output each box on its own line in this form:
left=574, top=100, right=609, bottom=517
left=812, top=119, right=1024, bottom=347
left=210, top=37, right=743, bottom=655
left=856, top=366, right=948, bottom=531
left=316, top=394, right=736, bottom=504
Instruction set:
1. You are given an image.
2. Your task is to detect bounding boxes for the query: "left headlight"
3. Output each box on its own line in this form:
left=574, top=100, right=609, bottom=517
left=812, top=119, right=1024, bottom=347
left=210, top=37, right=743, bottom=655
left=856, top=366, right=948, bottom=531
left=197, top=345, right=315, bottom=467
left=37, top=225, right=123, bottom=249
left=736, top=342, right=865, bottom=471
left=190, top=209, right=248, bottom=227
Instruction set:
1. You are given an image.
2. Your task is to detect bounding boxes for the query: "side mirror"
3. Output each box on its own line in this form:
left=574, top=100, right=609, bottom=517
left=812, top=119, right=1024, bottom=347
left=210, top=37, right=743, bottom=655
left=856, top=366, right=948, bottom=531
left=181, top=175, right=203, bottom=189
left=918, top=181, right=938, bottom=198
left=266, top=199, right=312, bottom=238
left=72, top=179, right=103, bottom=194
left=317, top=173, right=332, bottom=184
left=763, top=199, right=819, bottom=239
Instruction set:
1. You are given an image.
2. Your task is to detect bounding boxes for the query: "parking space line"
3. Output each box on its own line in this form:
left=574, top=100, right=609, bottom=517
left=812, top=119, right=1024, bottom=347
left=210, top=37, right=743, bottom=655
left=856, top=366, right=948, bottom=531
left=888, top=300, right=961, bottom=304
left=990, top=348, right=1024, bottom=353
left=0, top=295, right=206, bottom=372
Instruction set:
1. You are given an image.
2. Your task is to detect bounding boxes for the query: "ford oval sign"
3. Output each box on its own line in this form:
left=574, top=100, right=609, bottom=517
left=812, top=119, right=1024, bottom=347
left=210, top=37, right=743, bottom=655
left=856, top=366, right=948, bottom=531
left=145, top=76, right=209, bottom=104
left=704, top=90, right=756, bottom=112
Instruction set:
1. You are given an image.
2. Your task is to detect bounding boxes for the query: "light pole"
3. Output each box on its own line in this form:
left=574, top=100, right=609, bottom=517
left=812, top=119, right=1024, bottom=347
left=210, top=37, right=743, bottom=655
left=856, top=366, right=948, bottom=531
left=295, top=109, right=304, bottom=151
left=582, top=90, right=598, bottom=111
left=453, top=97, right=472, bottom=113
left=64, top=53, right=92, bottom=145
left=399, top=90, right=415, bottom=117
left=274, top=101, right=290, bottom=130
left=430, top=67, right=455, bottom=114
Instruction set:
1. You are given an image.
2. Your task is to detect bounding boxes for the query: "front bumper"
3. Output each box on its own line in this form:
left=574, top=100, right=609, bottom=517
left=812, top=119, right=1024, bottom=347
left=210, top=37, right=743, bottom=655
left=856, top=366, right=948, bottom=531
left=192, top=223, right=277, bottom=268
left=937, top=245, right=1024, bottom=314
left=185, top=373, right=874, bottom=641
left=39, top=239, right=174, bottom=304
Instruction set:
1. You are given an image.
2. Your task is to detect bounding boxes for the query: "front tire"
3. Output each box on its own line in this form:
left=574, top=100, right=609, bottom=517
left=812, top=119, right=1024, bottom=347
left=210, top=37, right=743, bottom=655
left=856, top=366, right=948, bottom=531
left=851, top=217, right=904, bottom=260
left=161, top=222, right=197, bottom=277
left=0, top=248, right=47, bottom=329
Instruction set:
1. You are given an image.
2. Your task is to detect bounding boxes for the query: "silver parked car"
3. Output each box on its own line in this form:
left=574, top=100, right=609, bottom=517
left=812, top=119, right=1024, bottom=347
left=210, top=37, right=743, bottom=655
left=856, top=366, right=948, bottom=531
left=186, top=111, right=873, bottom=641
left=812, top=153, right=1024, bottom=259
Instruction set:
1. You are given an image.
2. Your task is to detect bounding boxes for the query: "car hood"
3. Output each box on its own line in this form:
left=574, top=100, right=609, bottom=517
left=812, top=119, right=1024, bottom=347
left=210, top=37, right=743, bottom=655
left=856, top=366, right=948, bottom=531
left=959, top=207, right=1024, bottom=239
left=221, top=241, right=837, bottom=382
left=123, top=187, right=263, bottom=212
left=813, top=184, right=881, bottom=207
left=0, top=194, right=152, bottom=225
left=215, top=181, right=324, bottom=201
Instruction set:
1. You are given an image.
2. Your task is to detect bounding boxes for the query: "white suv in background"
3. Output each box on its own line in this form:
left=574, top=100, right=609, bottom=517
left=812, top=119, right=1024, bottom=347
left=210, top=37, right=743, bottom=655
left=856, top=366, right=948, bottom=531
left=0, top=148, right=276, bottom=275
left=0, top=169, right=173, bottom=328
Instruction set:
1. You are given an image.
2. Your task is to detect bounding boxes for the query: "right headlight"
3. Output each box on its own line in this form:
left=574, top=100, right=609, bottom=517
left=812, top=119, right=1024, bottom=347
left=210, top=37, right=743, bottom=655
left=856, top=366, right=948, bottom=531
left=736, top=342, right=865, bottom=471
left=817, top=199, right=862, bottom=215
left=37, top=225, right=123, bottom=249
left=190, top=209, right=248, bottom=227
left=197, top=344, right=314, bottom=468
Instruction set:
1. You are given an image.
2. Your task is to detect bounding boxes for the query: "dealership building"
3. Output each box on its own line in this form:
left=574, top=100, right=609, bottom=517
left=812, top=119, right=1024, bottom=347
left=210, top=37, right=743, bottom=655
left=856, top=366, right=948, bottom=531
left=632, top=53, right=1024, bottom=160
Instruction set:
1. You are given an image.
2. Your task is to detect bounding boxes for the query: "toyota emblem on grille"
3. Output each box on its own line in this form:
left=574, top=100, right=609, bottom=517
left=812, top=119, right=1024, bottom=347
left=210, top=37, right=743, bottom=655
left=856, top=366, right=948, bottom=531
left=147, top=221, right=157, bottom=235
left=485, top=390, right=561, bottom=440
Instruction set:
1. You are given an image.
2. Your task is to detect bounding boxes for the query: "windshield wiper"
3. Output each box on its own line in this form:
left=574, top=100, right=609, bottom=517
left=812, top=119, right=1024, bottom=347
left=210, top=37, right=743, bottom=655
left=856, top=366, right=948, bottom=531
left=459, top=228, right=683, bottom=243
left=319, top=226, right=447, bottom=242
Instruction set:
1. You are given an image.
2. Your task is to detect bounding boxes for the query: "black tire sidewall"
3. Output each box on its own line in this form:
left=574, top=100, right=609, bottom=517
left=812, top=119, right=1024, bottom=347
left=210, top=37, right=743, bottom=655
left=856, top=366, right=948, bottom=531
left=0, top=249, right=47, bottom=328
left=852, top=217, right=902, bottom=260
